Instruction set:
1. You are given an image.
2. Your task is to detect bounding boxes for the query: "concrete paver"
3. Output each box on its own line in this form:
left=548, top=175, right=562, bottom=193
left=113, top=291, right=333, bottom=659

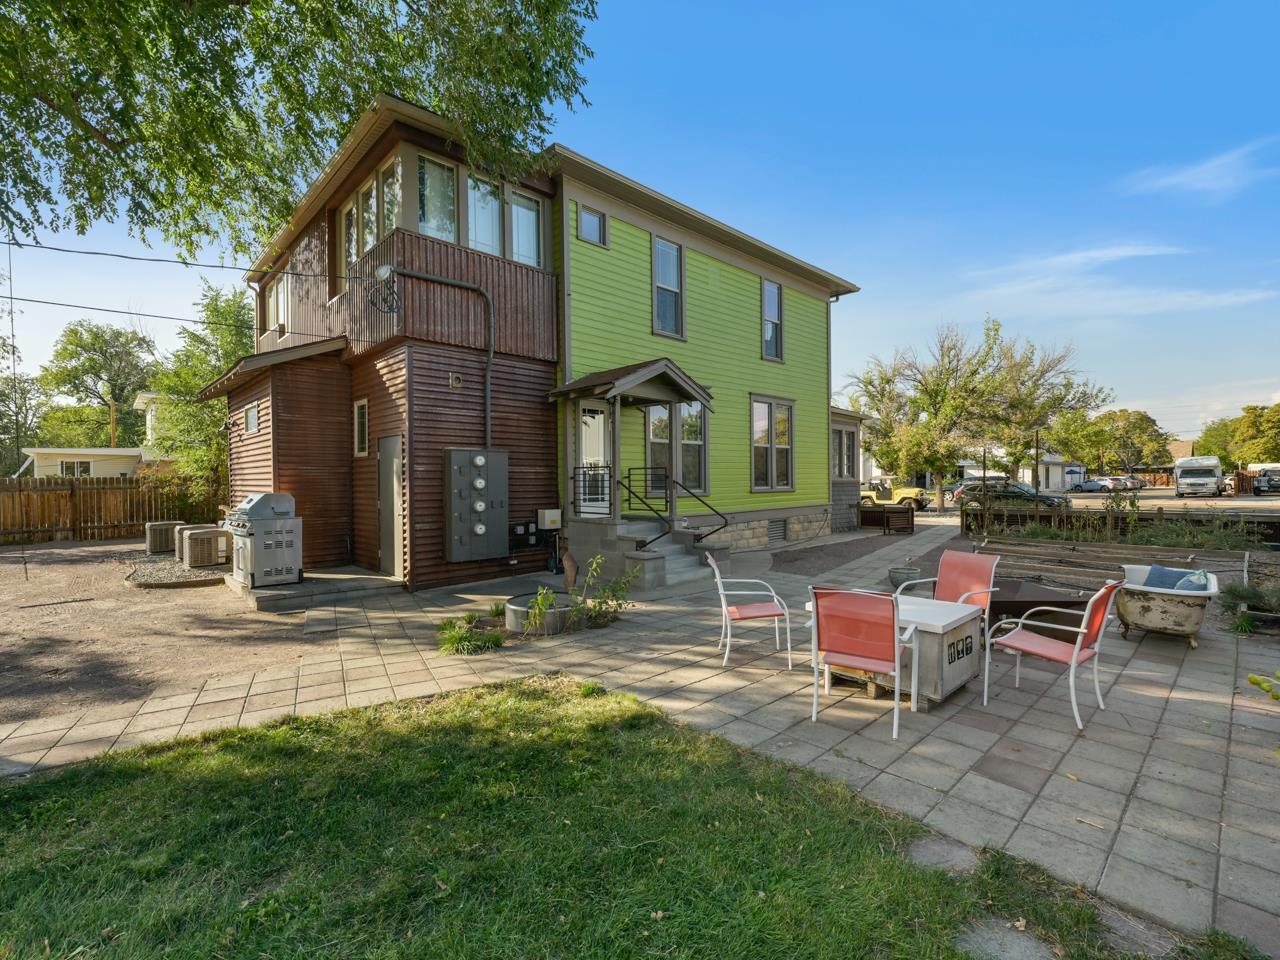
left=1, top=516, right=1276, bottom=955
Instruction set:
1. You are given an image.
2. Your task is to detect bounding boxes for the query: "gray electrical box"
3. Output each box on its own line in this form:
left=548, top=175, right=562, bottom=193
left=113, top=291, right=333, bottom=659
left=444, top=448, right=509, bottom=562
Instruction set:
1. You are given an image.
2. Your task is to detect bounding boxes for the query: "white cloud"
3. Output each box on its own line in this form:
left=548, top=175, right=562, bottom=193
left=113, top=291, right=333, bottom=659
left=1122, top=139, right=1279, bottom=202
left=957, top=242, right=1275, bottom=320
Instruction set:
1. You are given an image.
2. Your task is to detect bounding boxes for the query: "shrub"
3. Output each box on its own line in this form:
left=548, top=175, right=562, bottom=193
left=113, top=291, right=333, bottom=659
left=489, top=601, right=506, bottom=619
left=567, top=555, right=638, bottom=629
left=437, top=617, right=504, bottom=656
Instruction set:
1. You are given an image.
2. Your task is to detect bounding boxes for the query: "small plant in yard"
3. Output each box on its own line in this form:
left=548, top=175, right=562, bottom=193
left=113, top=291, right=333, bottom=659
left=1222, top=582, right=1280, bottom=614
left=523, top=585, right=558, bottom=636
left=489, top=601, right=506, bottom=619
left=567, top=554, right=638, bottom=628
left=436, top=616, right=504, bottom=655
left=578, top=680, right=606, bottom=698
left=1232, top=612, right=1257, bottom=635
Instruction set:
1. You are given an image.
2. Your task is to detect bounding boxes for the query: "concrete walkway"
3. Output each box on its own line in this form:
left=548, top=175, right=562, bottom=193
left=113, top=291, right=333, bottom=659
left=2, top=517, right=1277, bottom=956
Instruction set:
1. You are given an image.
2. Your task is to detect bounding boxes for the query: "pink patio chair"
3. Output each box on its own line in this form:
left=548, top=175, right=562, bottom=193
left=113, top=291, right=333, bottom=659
left=706, top=553, right=792, bottom=669
left=983, top=579, right=1124, bottom=729
left=809, top=586, right=918, bottom=739
left=895, top=549, right=1000, bottom=638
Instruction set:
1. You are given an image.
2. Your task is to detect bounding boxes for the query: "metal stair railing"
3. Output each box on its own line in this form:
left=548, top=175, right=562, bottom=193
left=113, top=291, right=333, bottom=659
left=619, top=467, right=671, bottom=549
left=671, top=478, right=729, bottom=543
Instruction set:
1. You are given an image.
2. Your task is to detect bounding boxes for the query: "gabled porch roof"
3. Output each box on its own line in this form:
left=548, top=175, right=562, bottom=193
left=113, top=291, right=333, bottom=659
left=548, top=358, right=714, bottom=411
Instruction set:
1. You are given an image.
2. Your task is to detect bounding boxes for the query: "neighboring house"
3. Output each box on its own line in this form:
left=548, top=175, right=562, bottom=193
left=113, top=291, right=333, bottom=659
left=16, top=447, right=157, bottom=478
left=830, top=407, right=867, bottom=531
left=199, top=95, right=858, bottom=590
left=957, top=451, right=1084, bottom=491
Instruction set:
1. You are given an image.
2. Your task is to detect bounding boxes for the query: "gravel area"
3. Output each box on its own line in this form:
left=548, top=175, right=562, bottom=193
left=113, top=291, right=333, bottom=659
left=768, top=525, right=969, bottom=579
left=0, top=540, right=331, bottom=724
left=124, top=551, right=231, bottom=585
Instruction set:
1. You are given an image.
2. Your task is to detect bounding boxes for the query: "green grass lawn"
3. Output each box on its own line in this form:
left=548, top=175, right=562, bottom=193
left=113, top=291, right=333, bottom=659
left=0, top=678, right=1264, bottom=959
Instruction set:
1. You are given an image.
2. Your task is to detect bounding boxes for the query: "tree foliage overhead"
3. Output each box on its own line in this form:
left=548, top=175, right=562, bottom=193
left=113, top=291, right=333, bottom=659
left=0, top=0, right=597, bottom=256
left=38, top=319, right=157, bottom=446
left=149, top=283, right=255, bottom=501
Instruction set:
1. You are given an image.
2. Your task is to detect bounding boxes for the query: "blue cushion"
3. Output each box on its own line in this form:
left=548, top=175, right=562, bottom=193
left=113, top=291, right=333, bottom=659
left=1145, top=564, right=1193, bottom=589
left=1174, top=570, right=1210, bottom=592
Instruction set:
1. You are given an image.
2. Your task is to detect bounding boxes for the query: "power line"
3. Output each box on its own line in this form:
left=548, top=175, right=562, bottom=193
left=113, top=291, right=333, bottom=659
left=1, top=238, right=375, bottom=285
left=6, top=294, right=378, bottom=345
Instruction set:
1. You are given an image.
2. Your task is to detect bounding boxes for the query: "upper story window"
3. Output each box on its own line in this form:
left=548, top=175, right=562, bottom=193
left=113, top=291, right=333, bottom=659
left=578, top=206, right=607, bottom=246
left=467, top=176, right=503, bottom=256
left=510, top=191, right=542, bottom=268
left=264, top=271, right=292, bottom=333
left=762, top=280, right=783, bottom=361
left=752, top=397, right=793, bottom=492
left=335, top=157, right=400, bottom=293
left=418, top=156, right=457, bottom=243
left=653, top=237, right=684, bottom=339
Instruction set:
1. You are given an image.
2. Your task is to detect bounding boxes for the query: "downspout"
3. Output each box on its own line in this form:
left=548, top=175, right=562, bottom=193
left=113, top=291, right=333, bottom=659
left=388, top=267, right=495, bottom=449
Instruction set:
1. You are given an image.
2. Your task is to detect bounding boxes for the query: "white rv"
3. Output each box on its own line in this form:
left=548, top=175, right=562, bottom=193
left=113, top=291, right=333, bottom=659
left=1174, top=456, right=1224, bottom=498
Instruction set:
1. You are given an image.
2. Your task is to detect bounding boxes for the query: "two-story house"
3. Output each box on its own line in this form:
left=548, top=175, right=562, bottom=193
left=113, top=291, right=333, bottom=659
left=200, top=95, right=858, bottom=591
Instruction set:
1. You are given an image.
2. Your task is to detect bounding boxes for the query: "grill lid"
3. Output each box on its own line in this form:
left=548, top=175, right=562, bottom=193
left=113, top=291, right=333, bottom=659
left=230, top=492, right=296, bottom=519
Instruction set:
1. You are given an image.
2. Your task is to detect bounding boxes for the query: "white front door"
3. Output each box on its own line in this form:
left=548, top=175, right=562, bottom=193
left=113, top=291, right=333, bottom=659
left=577, top=401, right=612, bottom=515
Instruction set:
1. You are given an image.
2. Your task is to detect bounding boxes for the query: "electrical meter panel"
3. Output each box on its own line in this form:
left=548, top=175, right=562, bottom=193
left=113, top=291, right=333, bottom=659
left=444, top=448, right=509, bottom=562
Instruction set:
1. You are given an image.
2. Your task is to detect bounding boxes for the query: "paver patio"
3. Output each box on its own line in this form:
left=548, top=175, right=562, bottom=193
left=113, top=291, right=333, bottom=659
left=2, top=517, right=1277, bottom=955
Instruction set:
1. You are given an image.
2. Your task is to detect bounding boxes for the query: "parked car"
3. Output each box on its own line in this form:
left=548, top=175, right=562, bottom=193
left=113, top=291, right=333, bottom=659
left=1125, top=475, right=1148, bottom=489
left=1253, top=468, right=1280, bottom=496
left=1095, top=477, right=1131, bottom=491
left=1070, top=478, right=1106, bottom=492
left=944, top=476, right=1006, bottom=502
left=860, top=478, right=930, bottom=511
left=953, top=480, right=1071, bottom=510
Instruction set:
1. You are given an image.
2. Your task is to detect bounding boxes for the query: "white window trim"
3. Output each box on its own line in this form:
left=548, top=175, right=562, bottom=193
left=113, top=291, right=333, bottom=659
left=244, top=402, right=260, bottom=436
left=577, top=204, right=608, bottom=248
left=353, top=398, right=369, bottom=457
left=509, top=188, right=544, bottom=268
left=59, top=460, right=91, bottom=477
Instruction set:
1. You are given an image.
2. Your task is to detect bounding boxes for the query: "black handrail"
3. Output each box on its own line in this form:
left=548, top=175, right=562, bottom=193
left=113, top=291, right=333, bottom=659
left=617, top=471, right=670, bottom=549
left=671, top=478, right=729, bottom=543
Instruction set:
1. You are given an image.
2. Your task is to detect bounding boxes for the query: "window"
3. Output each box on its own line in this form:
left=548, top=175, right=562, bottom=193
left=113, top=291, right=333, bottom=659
left=245, top=402, right=260, bottom=435
left=467, top=175, right=502, bottom=255
left=418, top=156, right=457, bottom=242
left=353, top=399, right=368, bottom=457
left=510, top=191, right=542, bottom=267
left=578, top=205, right=607, bottom=246
left=264, top=271, right=291, bottom=333
left=379, top=159, right=401, bottom=237
left=832, top=428, right=857, bottom=479
left=59, top=460, right=90, bottom=477
left=646, top=403, right=708, bottom=495
left=359, top=182, right=377, bottom=255
left=762, top=280, right=783, bottom=360
left=653, top=237, right=683, bottom=338
left=752, top=397, right=793, bottom=491
left=338, top=203, right=357, bottom=292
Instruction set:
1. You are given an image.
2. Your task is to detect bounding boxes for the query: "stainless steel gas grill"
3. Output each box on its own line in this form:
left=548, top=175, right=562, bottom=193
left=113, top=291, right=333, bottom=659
left=227, top=492, right=303, bottom=587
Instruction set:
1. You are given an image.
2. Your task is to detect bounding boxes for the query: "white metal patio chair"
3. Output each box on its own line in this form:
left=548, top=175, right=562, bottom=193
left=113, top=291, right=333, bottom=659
left=706, top=553, right=792, bottom=669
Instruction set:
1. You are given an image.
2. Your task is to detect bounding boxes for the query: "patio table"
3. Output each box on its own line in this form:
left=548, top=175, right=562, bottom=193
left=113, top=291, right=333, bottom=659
left=806, top=594, right=983, bottom=711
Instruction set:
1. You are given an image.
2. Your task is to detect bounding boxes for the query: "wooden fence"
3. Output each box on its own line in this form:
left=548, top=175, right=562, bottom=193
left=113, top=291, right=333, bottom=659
left=0, top=477, right=218, bottom=544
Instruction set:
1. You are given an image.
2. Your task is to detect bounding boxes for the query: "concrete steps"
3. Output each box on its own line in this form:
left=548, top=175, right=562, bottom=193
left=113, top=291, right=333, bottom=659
left=226, top=569, right=406, bottom=613
left=618, top=520, right=713, bottom=587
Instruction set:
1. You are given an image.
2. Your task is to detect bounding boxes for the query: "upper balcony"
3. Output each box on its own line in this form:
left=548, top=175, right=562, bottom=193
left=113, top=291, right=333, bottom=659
left=258, top=228, right=559, bottom=364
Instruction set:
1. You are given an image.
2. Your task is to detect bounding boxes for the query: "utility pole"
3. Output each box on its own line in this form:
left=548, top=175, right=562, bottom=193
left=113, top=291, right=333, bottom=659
left=1033, top=428, right=1041, bottom=498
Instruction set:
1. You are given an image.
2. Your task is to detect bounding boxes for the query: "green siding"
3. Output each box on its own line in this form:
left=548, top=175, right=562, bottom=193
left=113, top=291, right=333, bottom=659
left=567, top=201, right=830, bottom=515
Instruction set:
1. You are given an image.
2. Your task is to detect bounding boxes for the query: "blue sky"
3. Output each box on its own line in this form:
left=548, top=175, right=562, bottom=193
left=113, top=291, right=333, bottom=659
left=7, top=1, right=1278, bottom=438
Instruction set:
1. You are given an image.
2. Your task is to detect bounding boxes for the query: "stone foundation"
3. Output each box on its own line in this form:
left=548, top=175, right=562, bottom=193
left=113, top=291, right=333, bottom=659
left=721, top=510, right=832, bottom=551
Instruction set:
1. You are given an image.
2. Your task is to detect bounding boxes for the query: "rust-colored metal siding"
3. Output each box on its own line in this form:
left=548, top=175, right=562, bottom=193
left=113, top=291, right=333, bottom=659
left=257, top=212, right=345, bottom=354
left=393, top=231, right=558, bottom=362
left=271, top=354, right=352, bottom=568
left=351, top=345, right=409, bottom=574
left=406, top=343, right=558, bottom=590
left=227, top=373, right=273, bottom=507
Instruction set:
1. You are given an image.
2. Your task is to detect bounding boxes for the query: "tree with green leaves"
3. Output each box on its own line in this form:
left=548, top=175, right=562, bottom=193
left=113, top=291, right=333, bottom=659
left=1232, top=405, right=1280, bottom=465
left=148, top=283, right=255, bottom=501
left=852, top=320, right=1003, bottom=509
left=988, top=336, right=1111, bottom=480
left=1194, top=417, right=1237, bottom=468
left=0, top=337, right=46, bottom=475
left=38, top=320, right=157, bottom=447
left=1045, top=409, right=1110, bottom=472
left=1093, top=409, right=1174, bottom=473
left=1, top=1, right=596, bottom=257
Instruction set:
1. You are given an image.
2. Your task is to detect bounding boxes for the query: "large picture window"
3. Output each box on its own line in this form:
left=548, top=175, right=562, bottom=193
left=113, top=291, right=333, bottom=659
left=645, top=402, right=708, bottom=495
left=653, top=237, right=683, bottom=338
left=752, top=397, right=793, bottom=491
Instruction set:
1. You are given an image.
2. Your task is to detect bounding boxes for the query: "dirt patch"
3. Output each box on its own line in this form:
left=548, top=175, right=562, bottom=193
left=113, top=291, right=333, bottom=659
left=0, top=540, right=334, bottom=724
left=768, top=528, right=970, bottom=581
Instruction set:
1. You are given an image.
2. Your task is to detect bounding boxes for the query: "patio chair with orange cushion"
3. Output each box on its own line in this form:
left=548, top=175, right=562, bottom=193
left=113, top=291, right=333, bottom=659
left=895, top=549, right=1000, bottom=638
left=706, top=553, right=792, bottom=669
left=809, top=586, right=918, bottom=739
left=983, top=579, right=1124, bottom=729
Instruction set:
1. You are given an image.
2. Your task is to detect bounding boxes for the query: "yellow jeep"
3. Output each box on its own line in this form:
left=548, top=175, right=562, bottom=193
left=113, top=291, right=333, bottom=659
left=860, top=478, right=930, bottom=511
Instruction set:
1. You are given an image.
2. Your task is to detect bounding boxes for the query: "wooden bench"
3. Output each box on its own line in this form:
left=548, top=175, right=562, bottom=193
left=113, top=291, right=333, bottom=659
left=858, top=504, right=915, bottom=535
